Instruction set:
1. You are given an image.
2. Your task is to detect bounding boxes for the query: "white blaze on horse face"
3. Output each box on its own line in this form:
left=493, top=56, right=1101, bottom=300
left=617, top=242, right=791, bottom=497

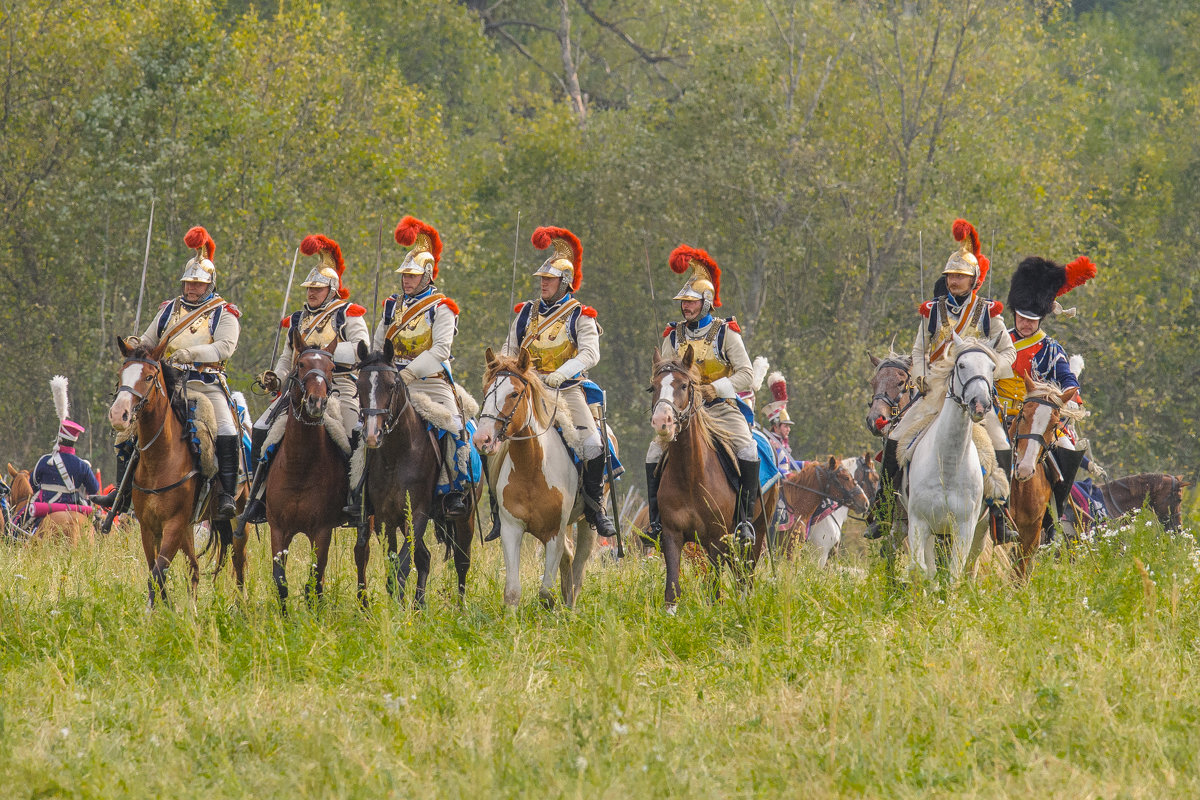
left=474, top=375, right=514, bottom=454
left=109, top=362, right=143, bottom=430
left=363, top=371, right=382, bottom=448
left=651, top=373, right=678, bottom=439
left=1015, top=403, right=1053, bottom=481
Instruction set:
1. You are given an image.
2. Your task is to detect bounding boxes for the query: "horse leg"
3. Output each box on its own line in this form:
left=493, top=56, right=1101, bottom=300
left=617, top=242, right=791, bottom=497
left=413, top=522, right=432, bottom=610
left=704, top=538, right=724, bottom=603
left=500, top=520, right=523, bottom=609
left=142, top=524, right=161, bottom=608
left=538, top=533, right=565, bottom=610
left=230, top=520, right=248, bottom=596
left=272, top=529, right=291, bottom=615
left=383, top=523, right=399, bottom=599
left=907, top=517, right=934, bottom=582
left=569, top=518, right=596, bottom=606
left=307, top=527, right=333, bottom=609
left=662, top=531, right=683, bottom=613
left=354, top=521, right=371, bottom=610
left=151, top=519, right=189, bottom=608
left=557, top=527, right=577, bottom=609
left=450, top=516, right=472, bottom=602
left=179, top=522, right=200, bottom=610
left=949, top=513, right=976, bottom=583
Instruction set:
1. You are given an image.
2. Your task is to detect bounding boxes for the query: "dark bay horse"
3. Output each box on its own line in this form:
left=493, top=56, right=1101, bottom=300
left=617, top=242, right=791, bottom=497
left=776, top=457, right=870, bottom=558
left=866, top=352, right=916, bottom=437
left=1096, top=473, right=1191, bottom=531
left=264, top=331, right=348, bottom=612
left=109, top=340, right=246, bottom=606
left=648, top=347, right=779, bottom=612
left=353, top=340, right=473, bottom=608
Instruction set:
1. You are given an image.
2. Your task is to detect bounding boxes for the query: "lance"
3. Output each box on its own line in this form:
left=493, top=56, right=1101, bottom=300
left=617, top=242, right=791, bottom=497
left=372, top=216, right=383, bottom=334
left=643, top=235, right=660, bottom=336
left=918, top=230, right=926, bottom=391
left=988, top=227, right=996, bottom=298
left=508, top=211, right=521, bottom=322
left=132, top=197, right=155, bottom=334
left=268, top=247, right=300, bottom=370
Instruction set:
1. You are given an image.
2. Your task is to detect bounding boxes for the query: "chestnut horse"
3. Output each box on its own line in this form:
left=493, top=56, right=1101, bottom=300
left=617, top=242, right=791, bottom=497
left=1007, top=378, right=1080, bottom=580
left=353, top=341, right=474, bottom=608
left=473, top=348, right=597, bottom=610
left=777, top=456, right=871, bottom=563
left=649, top=347, right=779, bottom=611
left=5, top=465, right=94, bottom=544
left=109, top=340, right=246, bottom=606
left=263, top=331, right=349, bottom=612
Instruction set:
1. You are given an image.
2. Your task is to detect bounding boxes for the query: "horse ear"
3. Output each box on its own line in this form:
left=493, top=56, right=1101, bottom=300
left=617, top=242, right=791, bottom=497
left=681, top=344, right=695, bottom=369
left=484, top=347, right=496, bottom=367
left=827, top=455, right=837, bottom=470
left=652, top=348, right=661, bottom=368
left=1059, top=386, right=1078, bottom=405
left=289, top=325, right=304, bottom=353
left=868, top=351, right=880, bottom=368
left=517, top=347, right=532, bottom=373
left=357, top=340, right=369, bottom=363
left=6, top=463, right=16, bottom=478
left=1022, top=373, right=1037, bottom=393
left=383, top=338, right=394, bottom=364
left=117, top=335, right=131, bottom=357
left=951, top=331, right=965, bottom=349
left=149, top=338, right=169, bottom=362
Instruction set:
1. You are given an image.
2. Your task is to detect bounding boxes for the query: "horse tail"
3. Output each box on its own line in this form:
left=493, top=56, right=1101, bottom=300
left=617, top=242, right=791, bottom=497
left=203, top=519, right=233, bottom=577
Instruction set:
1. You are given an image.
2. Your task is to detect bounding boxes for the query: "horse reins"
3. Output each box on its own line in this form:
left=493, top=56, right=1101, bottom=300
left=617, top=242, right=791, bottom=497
left=650, top=363, right=698, bottom=438
left=781, top=465, right=864, bottom=517
left=480, top=369, right=560, bottom=443
left=869, top=359, right=919, bottom=425
left=1009, top=395, right=1061, bottom=478
left=290, top=348, right=335, bottom=425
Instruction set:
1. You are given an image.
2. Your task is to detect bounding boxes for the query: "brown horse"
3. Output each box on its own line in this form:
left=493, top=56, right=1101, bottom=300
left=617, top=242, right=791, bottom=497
left=1007, top=378, right=1079, bottom=580
left=5, top=465, right=94, bottom=544
left=1096, top=473, right=1192, bottom=531
left=775, top=457, right=870, bottom=557
left=866, top=352, right=916, bottom=438
left=648, top=347, right=779, bottom=611
left=353, top=340, right=474, bottom=608
left=109, top=340, right=247, bottom=606
left=263, top=330, right=349, bottom=612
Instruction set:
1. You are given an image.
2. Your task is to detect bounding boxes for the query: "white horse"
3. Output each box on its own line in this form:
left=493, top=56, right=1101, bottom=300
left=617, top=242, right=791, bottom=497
left=473, top=348, right=597, bottom=609
left=904, top=334, right=999, bottom=581
left=805, top=455, right=876, bottom=567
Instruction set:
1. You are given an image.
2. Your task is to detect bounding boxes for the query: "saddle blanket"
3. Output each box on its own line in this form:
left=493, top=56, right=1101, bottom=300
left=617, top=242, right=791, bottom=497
left=33, top=501, right=94, bottom=517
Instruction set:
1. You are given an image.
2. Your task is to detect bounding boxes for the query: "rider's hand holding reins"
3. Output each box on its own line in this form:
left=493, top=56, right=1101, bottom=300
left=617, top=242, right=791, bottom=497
left=257, top=371, right=281, bottom=394
left=544, top=370, right=567, bottom=388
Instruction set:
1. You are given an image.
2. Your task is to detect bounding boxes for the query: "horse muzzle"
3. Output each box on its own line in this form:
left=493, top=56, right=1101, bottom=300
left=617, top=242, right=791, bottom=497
left=473, top=427, right=498, bottom=456
left=108, top=398, right=133, bottom=431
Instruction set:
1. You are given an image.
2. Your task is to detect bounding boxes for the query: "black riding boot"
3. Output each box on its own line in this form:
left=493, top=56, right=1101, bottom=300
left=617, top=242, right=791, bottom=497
left=990, top=449, right=1014, bottom=544
left=242, top=426, right=270, bottom=525
left=1051, top=446, right=1086, bottom=519
left=214, top=435, right=240, bottom=521
left=643, top=461, right=663, bottom=543
left=91, top=441, right=136, bottom=513
left=734, top=458, right=761, bottom=546
left=865, top=439, right=901, bottom=540
left=481, top=454, right=502, bottom=542
left=582, top=456, right=617, bottom=538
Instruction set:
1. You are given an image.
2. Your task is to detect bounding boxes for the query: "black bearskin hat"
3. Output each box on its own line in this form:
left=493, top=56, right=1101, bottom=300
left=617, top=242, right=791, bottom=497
left=1007, top=255, right=1097, bottom=319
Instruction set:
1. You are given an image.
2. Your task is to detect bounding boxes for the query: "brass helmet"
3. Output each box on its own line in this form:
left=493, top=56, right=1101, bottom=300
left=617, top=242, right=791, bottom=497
left=179, top=226, right=216, bottom=284
left=669, top=244, right=721, bottom=316
left=299, top=234, right=349, bottom=300
left=394, top=216, right=442, bottom=294
left=941, top=218, right=989, bottom=291
left=531, top=226, right=583, bottom=297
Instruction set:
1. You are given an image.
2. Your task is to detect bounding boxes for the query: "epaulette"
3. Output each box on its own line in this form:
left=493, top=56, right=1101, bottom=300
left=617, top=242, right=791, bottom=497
left=346, top=303, right=367, bottom=317
left=919, top=300, right=935, bottom=318
left=159, top=299, right=172, bottom=308
left=514, top=301, right=530, bottom=314
left=223, top=303, right=241, bottom=318
left=662, top=321, right=678, bottom=338
left=440, top=298, right=460, bottom=315
left=725, top=317, right=741, bottom=334
left=279, top=316, right=291, bottom=329
left=581, top=305, right=597, bottom=319
left=988, top=300, right=1004, bottom=317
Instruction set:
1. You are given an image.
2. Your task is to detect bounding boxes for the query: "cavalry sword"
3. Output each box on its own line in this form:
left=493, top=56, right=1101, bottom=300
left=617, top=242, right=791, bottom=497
left=268, top=247, right=300, bottom=370
left=132, top=197, right=155, bottom=333
left=508, top=211, right=521, bottom=322
left=371, top=216, right=383, bottom=334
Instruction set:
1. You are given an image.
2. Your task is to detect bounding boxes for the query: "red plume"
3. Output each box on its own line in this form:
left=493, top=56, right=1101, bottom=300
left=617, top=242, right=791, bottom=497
left=976, top=253, right=990, bottom=291
left=952, top=218, right=981, bottom=257
left=300, top=234, right=349, bottom=299
left=1060, top=256, right=1097, bottom=296
left=394, top=216, right=443, bottom=280
left=183, top=226, right=215, bottom=260
left=531, top=226, right=583, bottom=292
left=668, top=244, right=722, bottom=307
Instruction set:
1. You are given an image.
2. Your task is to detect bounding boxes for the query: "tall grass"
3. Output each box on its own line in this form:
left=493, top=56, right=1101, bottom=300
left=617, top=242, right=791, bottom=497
left=3, top=512, right=1199, bottom=797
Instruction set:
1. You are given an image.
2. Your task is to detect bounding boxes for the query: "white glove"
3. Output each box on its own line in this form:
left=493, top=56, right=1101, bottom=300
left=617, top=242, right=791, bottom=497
left=170, top=348, right=194, bottom=364
left=545, top=370, right=567, bottom=388
left=711, top=377, right=735, bottom=400
left=399, top=368, right=417, bottom=385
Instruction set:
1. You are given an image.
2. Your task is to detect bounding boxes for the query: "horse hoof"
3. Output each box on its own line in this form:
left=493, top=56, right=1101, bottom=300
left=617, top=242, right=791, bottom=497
left=665, top=603, right=677, bottom=616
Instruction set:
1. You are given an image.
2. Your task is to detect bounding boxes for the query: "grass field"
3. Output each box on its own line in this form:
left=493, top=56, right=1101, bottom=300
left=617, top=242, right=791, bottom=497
left=3, top=512, right=1200, bottom=798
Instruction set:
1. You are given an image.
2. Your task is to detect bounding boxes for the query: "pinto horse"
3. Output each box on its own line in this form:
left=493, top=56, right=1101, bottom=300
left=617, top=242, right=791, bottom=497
left=473, top=348, right=597, bottom=610
left=1007, top=377, right=1080, bottom=579
left=353, top=340, right=474, bottom=608
left=866, top=352, right=916, bottom=438
left=5, top=465, right=94, bottom=544
left=109, top=340, right=246, bottom=606
left=648, top=347, right=779, bottom=611
left=264, top=330, right=349, bottom=612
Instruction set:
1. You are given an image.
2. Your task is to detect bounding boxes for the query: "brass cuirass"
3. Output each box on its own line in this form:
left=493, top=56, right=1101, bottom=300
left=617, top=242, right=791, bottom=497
left=163, top=304, right=217, bottom=358
left=390, top=310, right=434, bottom=361
left=297, top=310, right=340, bottom=351
left=525, top=316, right=577, bottom=374
left=676, top=336, right=732, bottom=384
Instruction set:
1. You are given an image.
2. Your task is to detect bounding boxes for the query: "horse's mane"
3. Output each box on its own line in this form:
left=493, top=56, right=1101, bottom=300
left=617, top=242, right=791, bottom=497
left=358, top=349, right=392, bottom=368
left=924, top=337, right=996, bottom=396
left=874, top=348, right=912, bottom=372
left=654, top=355, right=724, bottom=448
left=1024, top=378, right=1087, bottom=424
left=485, top=354, right=558, bottom=428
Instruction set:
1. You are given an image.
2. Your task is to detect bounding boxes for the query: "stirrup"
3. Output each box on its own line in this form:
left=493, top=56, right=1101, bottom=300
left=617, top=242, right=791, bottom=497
left=734, top=520, right=756, bottom=546
left=442, top=492, right=468, bottom=520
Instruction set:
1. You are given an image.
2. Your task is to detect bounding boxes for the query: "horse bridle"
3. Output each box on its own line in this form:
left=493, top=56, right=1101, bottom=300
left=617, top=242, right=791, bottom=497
left=946, top=347, right=996, bottom=411
left=290, top=348, right=334, bottom=424
left=869, top=359, right=918, bottom=423
left=853, top=458, right=879, bottom=503
left=650, top=363, right=698, bottom=437
left=782, top=464, right=863, bottom=516
left=480, top=369, right=558, bottom=443
left=357, top=362, right=409, bottom=436
left=117, top=357, right=174, bottom=453
left=1009, top=395, right=1060, bottom=475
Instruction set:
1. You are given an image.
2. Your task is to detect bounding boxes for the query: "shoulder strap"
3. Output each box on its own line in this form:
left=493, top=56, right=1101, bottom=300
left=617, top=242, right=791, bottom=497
left=382, top=295, right=399, bottom=327
left=160, top=297, right=224, bottom=344
left=301, top=299, right=350, bottom=341
left=384, top=293, right=445, bottom=341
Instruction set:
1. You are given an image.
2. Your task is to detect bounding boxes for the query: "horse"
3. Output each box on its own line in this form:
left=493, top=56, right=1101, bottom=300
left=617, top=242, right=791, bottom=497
left=776, top=457, right=870, bottom=564
left=262, top=330, right=350, bottom=612
left=648, top=347, right=780, bottom=611
left=1094, top=473, right=1191, bottom=531
left=866, top=351, right=916, bottom=437
left=109, top=339, right=246, bottom=606
left=1006, top=377, right=1081, bottom=580
left=353, top=340, right=474, bottom=608
left=4, top=464, right=94, bottom=544
left=903, top=334, right=1000, bottom=582
left=473, top=348, right=601, bottom=609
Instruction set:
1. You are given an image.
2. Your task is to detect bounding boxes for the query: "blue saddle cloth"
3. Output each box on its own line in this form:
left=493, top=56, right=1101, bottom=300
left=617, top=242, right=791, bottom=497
left=573, top=380, right=625, bottom=478
left=753, top=429, right=781, bottom=491
left=429, top=419, right=484, bottom=493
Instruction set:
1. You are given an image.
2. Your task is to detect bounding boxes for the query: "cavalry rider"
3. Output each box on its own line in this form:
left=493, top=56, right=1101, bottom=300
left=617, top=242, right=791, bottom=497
left=496, top=225, right=617, bottom=539
left=867, top=219, right=1016, bottom=538
left=646, top=244, right=760, bottom=544
left=760, top=371, right=801, bottom=475
left=368, top=215, right=470, bottom=519
left=998, top=253, right=1097, bottom=531
left=246, top=234, right=368, bottom=524
left=93, top=226, right=242, bottom=520
left=31, top=376, right=99, bottom=518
